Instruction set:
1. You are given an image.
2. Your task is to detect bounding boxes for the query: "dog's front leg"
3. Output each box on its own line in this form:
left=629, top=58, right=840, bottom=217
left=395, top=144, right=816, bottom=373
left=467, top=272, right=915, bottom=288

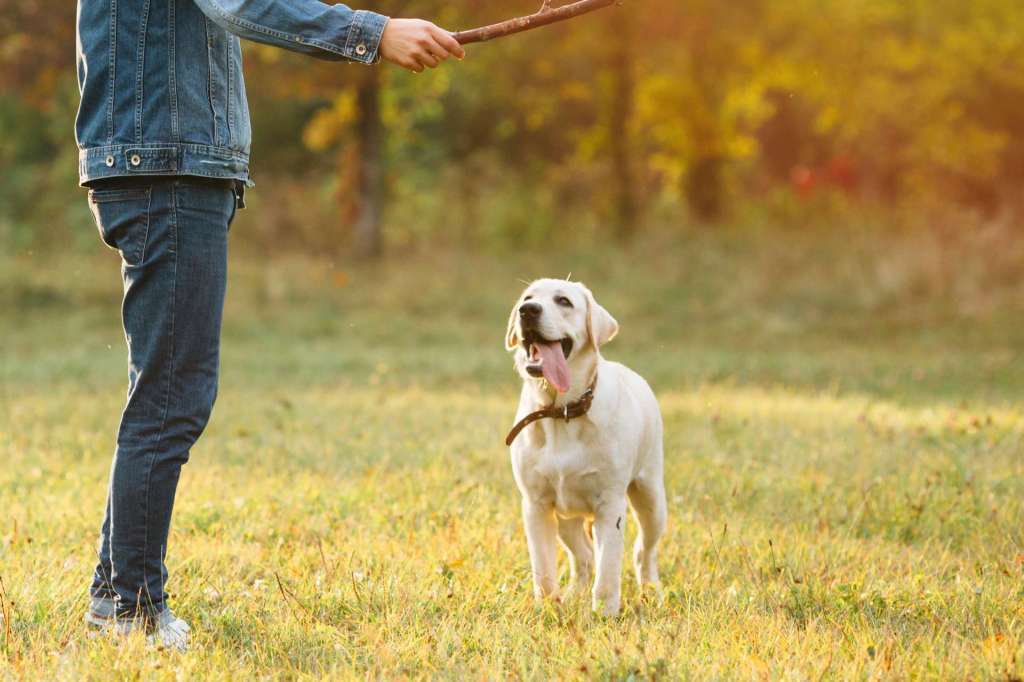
left=522, top=498, right=559, bottom=600
left=592, top=499, right=627, bottom=616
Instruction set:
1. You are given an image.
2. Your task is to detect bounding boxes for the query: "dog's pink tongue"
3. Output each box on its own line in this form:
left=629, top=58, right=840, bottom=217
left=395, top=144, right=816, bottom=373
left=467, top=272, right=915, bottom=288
left=536, top=341, right=570, bottom=393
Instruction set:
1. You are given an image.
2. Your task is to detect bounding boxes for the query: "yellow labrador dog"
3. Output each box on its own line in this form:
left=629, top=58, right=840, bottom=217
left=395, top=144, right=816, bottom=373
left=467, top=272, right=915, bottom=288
left=504, top=279, right=666, bottom=616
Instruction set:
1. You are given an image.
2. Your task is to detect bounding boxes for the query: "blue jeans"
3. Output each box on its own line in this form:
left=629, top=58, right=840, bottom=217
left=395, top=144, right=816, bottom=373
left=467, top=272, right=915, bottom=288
left=86, top=176, right=239, bottom=617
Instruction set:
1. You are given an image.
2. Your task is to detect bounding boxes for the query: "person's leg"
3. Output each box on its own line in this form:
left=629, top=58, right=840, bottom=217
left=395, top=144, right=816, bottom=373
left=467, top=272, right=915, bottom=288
left=90, top=493, right=115, bottom=602
left=87, top=176, right=236, bottom=619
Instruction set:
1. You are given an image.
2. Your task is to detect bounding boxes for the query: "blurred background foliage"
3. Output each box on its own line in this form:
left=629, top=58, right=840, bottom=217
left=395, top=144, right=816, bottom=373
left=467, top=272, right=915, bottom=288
left=1, top=0, right=1023, bottom=257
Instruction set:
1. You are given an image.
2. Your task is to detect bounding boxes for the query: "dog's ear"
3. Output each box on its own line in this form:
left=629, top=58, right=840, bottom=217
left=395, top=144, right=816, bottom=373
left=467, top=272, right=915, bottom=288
left=583, top=285, right=619, bottom=349
left=505, top=299, right=521, bottom=351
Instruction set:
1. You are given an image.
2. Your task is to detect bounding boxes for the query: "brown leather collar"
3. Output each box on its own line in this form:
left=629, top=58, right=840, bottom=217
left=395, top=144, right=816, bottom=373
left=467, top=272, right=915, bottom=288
left=505, top=376, right=597, bottom=447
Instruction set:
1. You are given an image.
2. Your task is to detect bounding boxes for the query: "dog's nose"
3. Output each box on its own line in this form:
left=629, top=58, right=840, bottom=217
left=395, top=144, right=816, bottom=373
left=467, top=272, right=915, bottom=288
left=519, top=302, right=542, bottom=319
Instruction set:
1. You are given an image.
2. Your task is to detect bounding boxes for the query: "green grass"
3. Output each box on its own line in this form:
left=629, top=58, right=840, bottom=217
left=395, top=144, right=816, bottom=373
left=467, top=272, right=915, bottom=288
left=2, top=226, right=1023, bottom=679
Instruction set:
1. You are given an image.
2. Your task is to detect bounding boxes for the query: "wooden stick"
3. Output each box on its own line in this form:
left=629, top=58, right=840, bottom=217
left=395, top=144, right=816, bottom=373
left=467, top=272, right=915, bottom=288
left=453, top=0, right=619, bottom=45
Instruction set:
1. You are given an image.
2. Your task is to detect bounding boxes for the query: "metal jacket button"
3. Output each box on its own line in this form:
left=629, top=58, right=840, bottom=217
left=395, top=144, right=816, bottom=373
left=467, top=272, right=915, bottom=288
left=355, top=44, right=367, bottom=56
left=105, top=155, right=115, bottom=167
left=130, top=154, right=141, bottom=167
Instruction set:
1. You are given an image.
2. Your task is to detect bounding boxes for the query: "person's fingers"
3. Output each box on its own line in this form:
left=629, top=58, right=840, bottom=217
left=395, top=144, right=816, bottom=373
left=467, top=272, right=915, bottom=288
left=399, top=54, right=422, bottom=72
left=380, top=19, right=466, bottom=72
left=417, top=47, right=441, bottom=69
left=413, top=32, right=443, bottom=67
left=424, top=36, right=450, bottom=63
left=430, top=25, right=466, bottom=59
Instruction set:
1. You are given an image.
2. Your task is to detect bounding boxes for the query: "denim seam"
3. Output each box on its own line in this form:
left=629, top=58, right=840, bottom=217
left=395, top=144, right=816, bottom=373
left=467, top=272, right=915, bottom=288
left=168, top=0, right=179, bottom=144
left=137, top=187, right=153, bottom=266
left=134, top=0, right=151, bottom=144
left=343, top=12, right=365, bottom=57
left=226, top=36, right=234, bottom=144
left=107, top=0, right=117, bottom=143
left=205, top=18, right=219, bottom=146
left=362, top=13, right=388, bottom=64
left=82, top=143, right=249, bottom=161
left=138, top=182, right=178, bottom=616
left=93, top=495, right=115, bottom=599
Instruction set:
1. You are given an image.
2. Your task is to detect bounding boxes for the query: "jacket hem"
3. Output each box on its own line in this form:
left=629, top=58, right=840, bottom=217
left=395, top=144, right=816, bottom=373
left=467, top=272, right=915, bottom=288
left=79, top=143, right=253, bottom=187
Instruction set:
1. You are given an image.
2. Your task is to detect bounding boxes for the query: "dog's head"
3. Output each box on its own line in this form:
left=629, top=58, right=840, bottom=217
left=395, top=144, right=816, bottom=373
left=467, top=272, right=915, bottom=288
left=504, top=279, right=618, bottom=393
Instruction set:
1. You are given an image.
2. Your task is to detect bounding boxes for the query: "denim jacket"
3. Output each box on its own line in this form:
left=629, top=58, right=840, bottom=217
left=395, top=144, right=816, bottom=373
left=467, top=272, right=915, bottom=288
left=75, top=0, right=389, bottom=186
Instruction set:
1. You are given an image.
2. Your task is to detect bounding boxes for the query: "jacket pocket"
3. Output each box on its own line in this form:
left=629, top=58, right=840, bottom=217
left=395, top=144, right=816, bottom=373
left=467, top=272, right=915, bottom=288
left=88, top=187, right=152, bottom=267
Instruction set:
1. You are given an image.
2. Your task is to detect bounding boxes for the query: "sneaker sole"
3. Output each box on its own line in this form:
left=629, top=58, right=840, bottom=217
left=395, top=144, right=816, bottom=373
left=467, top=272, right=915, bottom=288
left=85, top=615, right=189, bottom=652
left=84, top=612, right=114, bottom=629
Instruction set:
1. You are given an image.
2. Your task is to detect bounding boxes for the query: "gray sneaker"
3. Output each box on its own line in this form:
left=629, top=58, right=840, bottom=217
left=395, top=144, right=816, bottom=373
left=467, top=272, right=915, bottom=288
left=85, top=597, right=190, bottom=652
left=84, top=596, right=117, bottom=628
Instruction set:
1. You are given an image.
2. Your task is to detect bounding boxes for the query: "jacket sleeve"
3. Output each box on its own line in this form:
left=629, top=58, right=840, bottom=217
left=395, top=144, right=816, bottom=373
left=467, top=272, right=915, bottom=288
left=190, top=0, right=389, bottom=64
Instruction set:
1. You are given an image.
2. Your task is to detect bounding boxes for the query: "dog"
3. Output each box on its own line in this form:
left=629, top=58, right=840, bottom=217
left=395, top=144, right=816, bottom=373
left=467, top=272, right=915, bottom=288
left=504, top=278, right=666, bottom=616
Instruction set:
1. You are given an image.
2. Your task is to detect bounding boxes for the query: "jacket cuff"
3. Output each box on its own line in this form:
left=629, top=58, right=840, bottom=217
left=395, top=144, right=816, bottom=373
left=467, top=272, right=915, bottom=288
left=344, top=10, right=389, bottom=64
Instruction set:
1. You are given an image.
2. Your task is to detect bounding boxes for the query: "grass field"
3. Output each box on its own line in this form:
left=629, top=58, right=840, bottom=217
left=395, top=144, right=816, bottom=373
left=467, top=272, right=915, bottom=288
left=2, top=225, right=1023, bottom=679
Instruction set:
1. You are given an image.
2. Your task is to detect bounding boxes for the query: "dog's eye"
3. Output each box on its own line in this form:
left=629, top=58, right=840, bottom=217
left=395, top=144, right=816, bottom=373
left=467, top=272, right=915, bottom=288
left=523, top=295, right=533, bottom=301
left=555, top=296, right=573, bottom=308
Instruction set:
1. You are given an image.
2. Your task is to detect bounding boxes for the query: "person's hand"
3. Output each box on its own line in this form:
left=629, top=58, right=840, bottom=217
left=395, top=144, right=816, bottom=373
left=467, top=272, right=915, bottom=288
left=379, top=18, right=466, bottom=73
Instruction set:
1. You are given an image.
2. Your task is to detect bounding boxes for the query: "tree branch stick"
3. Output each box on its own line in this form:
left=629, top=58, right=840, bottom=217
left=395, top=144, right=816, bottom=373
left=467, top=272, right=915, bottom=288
left=453, top=0, right=619, bottom=45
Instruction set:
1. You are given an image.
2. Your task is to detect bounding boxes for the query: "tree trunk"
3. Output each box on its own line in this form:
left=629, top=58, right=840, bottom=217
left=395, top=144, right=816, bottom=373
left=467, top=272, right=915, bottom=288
left=353, top=68, right=384, bottom=259
left=685, top=28, right=726, bottom=224
left=607, top=11, right=637, bottom=239
left=686, top=156, right=724, bottom=222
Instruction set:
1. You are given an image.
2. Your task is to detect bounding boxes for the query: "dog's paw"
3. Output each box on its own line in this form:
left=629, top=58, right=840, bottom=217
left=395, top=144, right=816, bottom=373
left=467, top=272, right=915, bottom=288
left=633, top=583, right=664, bottom=614
left=591, top=596, right=621, bottom=617
left=533, top=587, right=562, bottom=602
left=639, top=581, right=664, bottom=604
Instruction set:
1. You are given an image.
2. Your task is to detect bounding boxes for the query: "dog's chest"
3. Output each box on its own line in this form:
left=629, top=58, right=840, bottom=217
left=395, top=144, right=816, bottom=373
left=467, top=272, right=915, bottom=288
left=525, top=447, right=605, bottom=516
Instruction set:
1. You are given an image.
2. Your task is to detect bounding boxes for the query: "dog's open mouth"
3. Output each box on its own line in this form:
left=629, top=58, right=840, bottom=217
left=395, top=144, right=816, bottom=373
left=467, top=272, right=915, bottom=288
left=523, top=335, right=573, bottom=393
